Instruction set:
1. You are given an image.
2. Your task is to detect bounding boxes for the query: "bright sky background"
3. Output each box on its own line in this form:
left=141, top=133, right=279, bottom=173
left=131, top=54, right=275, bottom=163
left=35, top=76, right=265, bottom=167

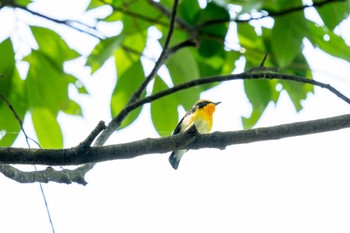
left=1, top=1, right=350, bottom=233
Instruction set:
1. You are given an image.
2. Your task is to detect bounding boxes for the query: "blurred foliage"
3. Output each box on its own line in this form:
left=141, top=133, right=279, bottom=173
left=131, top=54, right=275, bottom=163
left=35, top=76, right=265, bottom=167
left=0, top=0, right=349, bottom=146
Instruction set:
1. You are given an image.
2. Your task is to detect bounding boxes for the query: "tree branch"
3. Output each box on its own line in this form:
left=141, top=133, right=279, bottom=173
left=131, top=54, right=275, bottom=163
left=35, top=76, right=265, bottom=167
left=0, top=120, right=105, bottom=185
left=196, top=0, right=346, bottom=28
left=106, top=70, right=350, bottom=132
left=94, top=0, right=181, bottom=146
left=1, top=0, right=347, bottom=186
left=3, top=68, right=344, bottom=185
left=102, top=0, right=169, bottom=28
left=7, top=2, right=104, bottom=39
left=96, top=0, right=346, bottom=147
left=127, top=0, right=179, bottom=104
left=147, top=0, right=194, bottom=32
left=1, top=113, right=350, bottom=167
left=0, top=164, right=89, bottom=185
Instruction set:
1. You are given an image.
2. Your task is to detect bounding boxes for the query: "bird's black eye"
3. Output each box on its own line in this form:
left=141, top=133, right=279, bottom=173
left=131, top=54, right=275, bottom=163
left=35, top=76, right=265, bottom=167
left=196, top=101, right=210, bottom=109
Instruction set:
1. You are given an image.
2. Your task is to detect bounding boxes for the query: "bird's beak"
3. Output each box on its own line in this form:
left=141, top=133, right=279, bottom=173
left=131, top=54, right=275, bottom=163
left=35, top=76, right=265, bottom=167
left=214, top=102, right=221, bottom=106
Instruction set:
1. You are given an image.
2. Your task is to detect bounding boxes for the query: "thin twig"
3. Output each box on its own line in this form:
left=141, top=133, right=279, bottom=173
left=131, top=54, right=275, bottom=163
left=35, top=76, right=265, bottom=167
left=77, top=121, right=106, bottom=149
left=0, top=94, right=56, bottom=232
left=128, top=0, right=179, bottom=103
left=33, top=165, right=56, bottom=233
left=164, top=39, right=199, bottom=60
left=114, top=71, right=350, bottom=122
left=0, top=94, right=40, bottom=147
left=94, top=0, right=180, bottom=146
left=197, top=0, right=345, bottom=28
left=94, top=38, right=197, bottom=146
left=10, top=3, right=104, bottom=39
left=147, top=0, right=194, bottom=32
left=260, top=53, right=269, bottom=67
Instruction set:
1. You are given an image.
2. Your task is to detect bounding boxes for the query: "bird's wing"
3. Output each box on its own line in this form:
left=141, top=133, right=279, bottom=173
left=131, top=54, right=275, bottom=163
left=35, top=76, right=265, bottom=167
left=172, top=116, right=185, bottom=135
left=172, top=107, right=195, bottom=135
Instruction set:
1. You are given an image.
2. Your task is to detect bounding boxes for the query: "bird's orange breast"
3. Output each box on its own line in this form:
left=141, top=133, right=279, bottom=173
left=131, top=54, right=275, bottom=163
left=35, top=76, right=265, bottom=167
left=203, top=103, right=216, bottom=115
left=192, top=103, right=216, bottom=133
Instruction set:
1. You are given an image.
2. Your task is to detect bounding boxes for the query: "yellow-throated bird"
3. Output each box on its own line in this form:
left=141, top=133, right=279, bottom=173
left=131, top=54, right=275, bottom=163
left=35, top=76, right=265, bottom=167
left=169, top=99, right=221, bottom=169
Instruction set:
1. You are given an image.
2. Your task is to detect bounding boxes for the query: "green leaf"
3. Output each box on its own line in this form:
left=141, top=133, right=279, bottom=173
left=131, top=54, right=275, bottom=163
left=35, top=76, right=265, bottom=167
left=158, top=25, right=188, bottom=48
left=159, top=0, right=173, bottom=7
left=27, top=27, right=84, bottom=117
left=151, top=77, right=178, bottom=137
left=62, top=100, right=83, bottom=116
left=32, top=108, right=63, bottom=148
left=71, top=78, right=89, bottom=95
left=236, top=0, right=263, bottom=15
left=167, top=49, right=199, bottom=81
left=221, top=51, right=240, bottom=74
left=242, top=80, right=276, bottom=128
left=24, top=51, right=70, bottom=113
left=0, top=70, right=26, bottom=147
left=111, top=60, right=145, bottom=129
left=31, top=26, right=79, bottom=66
left=199, top=39, right=225, bottom=58
left=264, top=26, right=313, bottom=113
left=196, top=2, right=230, bottom=57
left=280, top=53, right=313, bottom=111
left=0, top=38, right=15, bottom=99
left=238, top=23, right=262, bottom=50
left=166, top=48, right=200, bottom=110
left=271, top=12, right=306, bottom=68
left=86, top=35, right=124, bottom=74
left=194, top=50, right=238, bottom=77
left=196, top=54, right=225, bottom=77
left=110, top=32, right=147, bottom=129
left=282, top=79, right=311, bottom=111
left=0, top=103, right=21, bottom=146
left=238, top=23, right=267, bottom=70
left=15, top=0, right=32, bottom=6
left=112, top=0, right=123, bottom=7
left=112, top=31, right=147, bottom=79
left=121, top=0, right=161, bottom=34
left=262, top=0, right=302, bottom=12
left=317, top=1, right=350, bottom=30
left=87, top=0, right=111, bottom=10
left=178, top=0, right=201, bottom=24
left=307, top=22, right=350, bottom=63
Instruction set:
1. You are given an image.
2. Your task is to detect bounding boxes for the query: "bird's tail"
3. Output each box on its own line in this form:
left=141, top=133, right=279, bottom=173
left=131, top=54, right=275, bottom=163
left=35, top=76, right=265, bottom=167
left=169, top=150, right=186, bottom=170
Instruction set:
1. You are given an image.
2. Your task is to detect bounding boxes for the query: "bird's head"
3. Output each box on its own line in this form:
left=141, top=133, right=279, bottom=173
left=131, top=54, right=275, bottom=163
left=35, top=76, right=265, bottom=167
left=194, top=99, right=221, bottom=114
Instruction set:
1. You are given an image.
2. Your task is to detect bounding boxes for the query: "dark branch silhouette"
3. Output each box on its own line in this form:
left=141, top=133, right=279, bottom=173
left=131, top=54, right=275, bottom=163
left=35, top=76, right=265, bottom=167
left=101, top=70, right=350, bottom=143
left=95, top=0, right=180, bottom=146
left=1, top=113, right=350, bottom=167
left=5, top=2, right=104, bottom=39
left=1, top=0, right=349, bottom=185
left=197, top=0, right=346, bottom=28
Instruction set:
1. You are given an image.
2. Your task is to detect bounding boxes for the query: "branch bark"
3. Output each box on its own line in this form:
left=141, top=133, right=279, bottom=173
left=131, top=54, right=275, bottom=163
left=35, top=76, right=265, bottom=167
left=101, top=70, right=350, bottom=137
left=7, top=2, right=104, bottom=39
left=1, top=0, right=348, bottom=186
left=1, top=113, right=350, bottom=166
left=0, top=164, right=90, bottom=185
left=197, top=0, right=346, bottom=27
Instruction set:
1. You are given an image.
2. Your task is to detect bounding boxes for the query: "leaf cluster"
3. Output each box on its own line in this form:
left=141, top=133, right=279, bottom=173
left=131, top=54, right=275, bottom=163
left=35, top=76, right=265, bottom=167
left=0, top=0, right=349, bottom=148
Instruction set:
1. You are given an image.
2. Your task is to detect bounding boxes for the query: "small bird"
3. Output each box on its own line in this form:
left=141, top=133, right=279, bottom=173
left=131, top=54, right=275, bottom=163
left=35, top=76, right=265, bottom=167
left=169, top=99, right=221, bottom=170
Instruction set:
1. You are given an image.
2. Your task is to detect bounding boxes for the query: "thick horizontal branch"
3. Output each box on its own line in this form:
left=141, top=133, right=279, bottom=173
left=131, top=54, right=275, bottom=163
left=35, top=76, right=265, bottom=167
left=1, top=114, right=350, bottom=166
left=0, top=164, right=91, bottom=185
